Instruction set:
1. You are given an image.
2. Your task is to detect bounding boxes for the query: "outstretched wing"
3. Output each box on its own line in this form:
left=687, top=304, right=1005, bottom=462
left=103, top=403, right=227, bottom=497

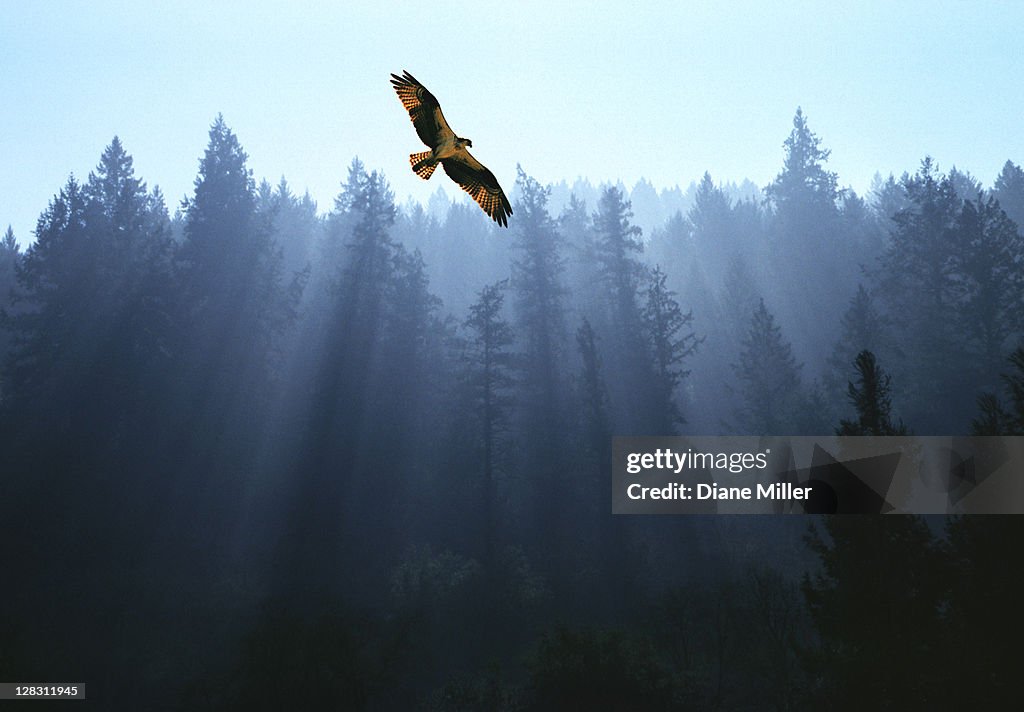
left=390, top=70, right=455, bottom=149
left=442, top=152, right=513, bottom=227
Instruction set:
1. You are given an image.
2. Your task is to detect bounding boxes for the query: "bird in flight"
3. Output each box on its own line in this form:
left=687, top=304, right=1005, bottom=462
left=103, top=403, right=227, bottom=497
left=390, top=71, right=513, bottom=227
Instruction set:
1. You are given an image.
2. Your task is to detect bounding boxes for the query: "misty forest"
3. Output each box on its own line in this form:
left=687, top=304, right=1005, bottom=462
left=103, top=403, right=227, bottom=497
left=3, top=109, right=1024, bottom=710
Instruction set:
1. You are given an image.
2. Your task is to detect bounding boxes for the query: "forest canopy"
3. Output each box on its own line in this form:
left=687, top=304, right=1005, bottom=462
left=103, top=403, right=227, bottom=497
left=2, top=110, right=1023, bottom=709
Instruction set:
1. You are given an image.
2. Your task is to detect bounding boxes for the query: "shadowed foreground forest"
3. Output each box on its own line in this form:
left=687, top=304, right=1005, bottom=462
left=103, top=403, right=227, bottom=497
left=2, top=110, right=1024, bottom=710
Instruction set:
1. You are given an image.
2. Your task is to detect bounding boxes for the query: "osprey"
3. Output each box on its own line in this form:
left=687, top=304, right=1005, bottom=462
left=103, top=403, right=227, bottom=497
left=390, top=71, right=513, bottom=227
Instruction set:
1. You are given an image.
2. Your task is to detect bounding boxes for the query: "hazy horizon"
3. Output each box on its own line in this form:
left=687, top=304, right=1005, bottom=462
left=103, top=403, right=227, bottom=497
left=3, top=1, right=1023, bottom=244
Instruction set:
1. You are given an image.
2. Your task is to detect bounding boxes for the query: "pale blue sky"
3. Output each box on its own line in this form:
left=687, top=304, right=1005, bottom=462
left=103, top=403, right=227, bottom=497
left=2, top=1, right=1022, bottom=244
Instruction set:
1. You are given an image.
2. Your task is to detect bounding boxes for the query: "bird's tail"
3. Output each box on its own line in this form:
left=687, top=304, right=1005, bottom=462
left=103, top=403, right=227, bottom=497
left=410, top=151, right=437, bottom=179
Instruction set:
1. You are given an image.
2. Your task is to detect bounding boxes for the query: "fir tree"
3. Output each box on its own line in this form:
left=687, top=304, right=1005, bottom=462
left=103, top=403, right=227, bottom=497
left=837, top=350, right=907, bottom=435
left=686, top=172, right=733, bottom=272
left=510, top=167, right=566, bottom=409
left=992, top=159, right=1024, bottom=231
left=84, top=136, right=174, bottom=402
left=464, top=280, right=515, bottom=582
left=282, top=160, right=402, bottom=595
left=765, top=107, right=840, bottom=218
left=826, top=285, right=893, bottom=408
left=642, top=266, right=702, bottom=430
left=176, top=116, right=296, bottom=371
left=732, top=299, right=802, bottom=434
left=592, top=185, right=645, bottom=332
left=953, top=195, right=1024, bottom=391
left=829, top=286, right=887, bottom=369
left=764, top=108, right=847, bottom=369
left=510, top=168, right=571, bottom=555
left=877, top=158, right=964, bottom=431
left=589, top=185, right=652, bottom=431
left=559, top=193, right=596, bottom=321
left=167, top=119, right=299, bottom=576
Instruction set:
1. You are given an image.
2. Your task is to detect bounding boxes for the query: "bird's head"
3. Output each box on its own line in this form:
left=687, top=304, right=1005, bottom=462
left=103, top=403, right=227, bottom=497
left=457, top=137, right=473, bottom=148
